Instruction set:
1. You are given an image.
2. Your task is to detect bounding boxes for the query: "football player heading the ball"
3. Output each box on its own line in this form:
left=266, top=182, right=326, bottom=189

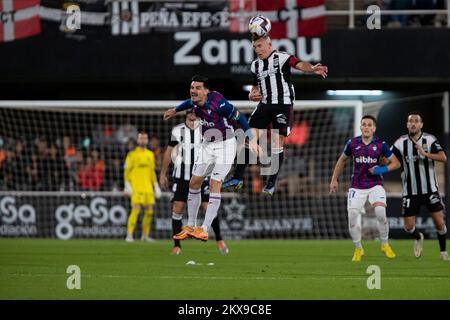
left=223, top=15, right=328, bottom=197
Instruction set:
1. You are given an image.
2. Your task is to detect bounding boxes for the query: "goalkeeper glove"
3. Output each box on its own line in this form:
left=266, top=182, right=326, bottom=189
left=153, top=182, right=162, bottom=199
left=124, top=181, right=132, bottom=195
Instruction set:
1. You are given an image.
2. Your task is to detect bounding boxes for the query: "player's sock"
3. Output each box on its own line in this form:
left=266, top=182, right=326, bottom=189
left=267, top=148, right=284, bottom=185
left=172, top=212, right=183, bottom=247
left=234, top=146, right=250, bottom=180
left=201, top=193, right=221, bottom=233
left=374, top=206, right=389, bottom=245
left=348, top=209, right=362, bottom=248
left=127, top=207, right=140, bottom=235
left=187, top=188, right=201, bottom=227
left=211, top=217, right=222, bottom=241
left=437, top=225, right=447, bottom=252
left=142, top=208, right=153, bottom=238
left=405, top=226, right=422, bottom=240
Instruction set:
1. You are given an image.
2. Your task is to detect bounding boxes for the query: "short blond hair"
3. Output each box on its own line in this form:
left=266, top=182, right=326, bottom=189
left=251, top=34, right=271, bottom=43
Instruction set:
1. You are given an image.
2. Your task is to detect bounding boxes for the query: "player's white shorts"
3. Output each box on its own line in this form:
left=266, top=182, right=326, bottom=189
left=347, top=185, right=387, bottom=213
left=192, top=138, right=236, bottom=181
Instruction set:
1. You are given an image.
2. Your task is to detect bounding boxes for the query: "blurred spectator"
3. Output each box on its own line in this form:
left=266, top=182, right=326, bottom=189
left=0, top=138, right=6, bottom=188
left=35, top=138, right=51, bottom=190
left=14, top=139, right=32, bottom=190
left=115, top=119, right=138, bottom=144
left=388, top=0, right=413, bottom=27
left=105, top=157, right=123, bottom=191
left=284, top=120, right=309, bottom=147
left=92, top=117, right=116, bottom=147
left=432, top=0, right=447, bottom=27
left=78, top=156, right=104, bottom=191
left=149, top=136, right=162, bottom=173
left=90, top=149, right=105, bottom=172
left=124, top=137, right=137, bottom=158
left=2, top=148, right=16, bottom=190
left=48, top=143, right=68, bottom=191
left=411, top=0, right=446, bottom=26
left=63, top=135, right=77, bottom=167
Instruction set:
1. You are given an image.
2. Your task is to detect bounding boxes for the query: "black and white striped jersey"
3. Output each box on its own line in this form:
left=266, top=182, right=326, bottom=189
left=168, top=123, right=202, bottom=181
left=392, top=133, right=445, bottom=196
left=250, top=50, right=300, bottom=105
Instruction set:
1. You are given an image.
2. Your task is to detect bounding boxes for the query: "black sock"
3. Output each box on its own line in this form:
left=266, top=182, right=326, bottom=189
left=406, top=226, right=422, bottom=240
left=268, top=151, right=284, bottom=185
left=234, top=147, right=250, bottom=180
left=172, top=217, right=182, bottom=247
left=437, top=231, right=447, bottom=252
left=211, top=217, right=222, bottom=241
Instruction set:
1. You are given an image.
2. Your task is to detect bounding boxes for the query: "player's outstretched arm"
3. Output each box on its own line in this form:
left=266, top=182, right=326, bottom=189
left=159, top=146, right=174, bottom=190
left=164, top=100, right=193, bottom=120
left=163, top=108, right=176, bottom=120
left=369, top=155, right=401, bottom=175
left=330, top=154, right=347, bottom=194
left=296, top=62, right=328, bottom=78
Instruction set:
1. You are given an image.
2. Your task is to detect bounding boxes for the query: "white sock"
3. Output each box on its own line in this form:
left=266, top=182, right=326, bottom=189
left=201, top=193, right=221, bottom=233
left=187, top=188, right=201, bottom=227
left=374, top=206, right=389, bottom=245
left=437, top=225, right=447, bottom=235
left=348, top=209, right=362, bottom=248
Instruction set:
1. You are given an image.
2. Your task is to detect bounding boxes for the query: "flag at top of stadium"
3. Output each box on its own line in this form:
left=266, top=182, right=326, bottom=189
left=229, top=0, right=326, bottom=38
left=0, top=0, right=41, bottom=42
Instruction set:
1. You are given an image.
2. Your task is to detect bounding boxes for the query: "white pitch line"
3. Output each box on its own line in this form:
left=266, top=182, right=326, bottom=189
left=5, top=273, right=450, bottom=281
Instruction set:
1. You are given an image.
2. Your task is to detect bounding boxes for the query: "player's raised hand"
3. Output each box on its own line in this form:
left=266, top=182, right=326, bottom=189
left=163, top=108, right=176, bottom=120
left=153, top=182, right=162, bottom=199
left=248, top=138, right=262, bottom=157
left=248, top=88, right=262, bottom=102
left=415, top=143, right=427, bottom=158
left=329, top=180, right=338, bottom=194
left=313, top=63, right=328, bottom=78
left=159, top=175, right=169, bottom=191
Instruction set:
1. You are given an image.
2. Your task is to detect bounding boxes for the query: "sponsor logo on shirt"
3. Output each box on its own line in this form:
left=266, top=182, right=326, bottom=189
left=355, top=156, right=377, bottom=164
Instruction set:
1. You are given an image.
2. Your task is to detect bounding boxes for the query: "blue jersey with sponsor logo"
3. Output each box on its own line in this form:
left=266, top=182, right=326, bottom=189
left=343, top=135, right=393, bottom=189
left=175, top=91, right=238, bottom=142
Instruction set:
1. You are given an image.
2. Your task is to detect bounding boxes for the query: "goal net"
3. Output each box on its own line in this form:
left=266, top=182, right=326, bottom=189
left=0, top=96, right=446, bottom=240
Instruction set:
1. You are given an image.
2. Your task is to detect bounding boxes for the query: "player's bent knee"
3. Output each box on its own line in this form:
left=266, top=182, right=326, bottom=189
left=189, top=176, right=204, bottom=189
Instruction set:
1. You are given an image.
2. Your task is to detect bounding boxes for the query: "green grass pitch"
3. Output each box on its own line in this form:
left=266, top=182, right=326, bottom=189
left=0, top=238, right=449, bottom=299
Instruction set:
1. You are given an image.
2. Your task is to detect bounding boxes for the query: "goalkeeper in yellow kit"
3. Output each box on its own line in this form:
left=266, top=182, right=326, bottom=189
left=124, top=132, right=161, bottom=242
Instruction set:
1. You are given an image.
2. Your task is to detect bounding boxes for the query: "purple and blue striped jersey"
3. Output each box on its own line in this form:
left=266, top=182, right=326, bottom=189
left=175, top=91, right=239, bottom=142
left=343, top=135, right=393, bottom=189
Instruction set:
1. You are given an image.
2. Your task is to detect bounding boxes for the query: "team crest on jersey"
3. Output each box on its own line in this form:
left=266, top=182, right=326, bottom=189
left=207, top=109, right=211, bottom=114
left=373, top=146, right=377, bottom=151
left=273, top=56, right=279, bottom=67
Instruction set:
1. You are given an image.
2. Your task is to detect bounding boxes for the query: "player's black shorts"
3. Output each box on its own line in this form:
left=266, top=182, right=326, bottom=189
left=248, top=102, right=294, bottom=137
left=402, top=192, right=445, bottom=217
left=171, top=178, right=209, bottom=203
